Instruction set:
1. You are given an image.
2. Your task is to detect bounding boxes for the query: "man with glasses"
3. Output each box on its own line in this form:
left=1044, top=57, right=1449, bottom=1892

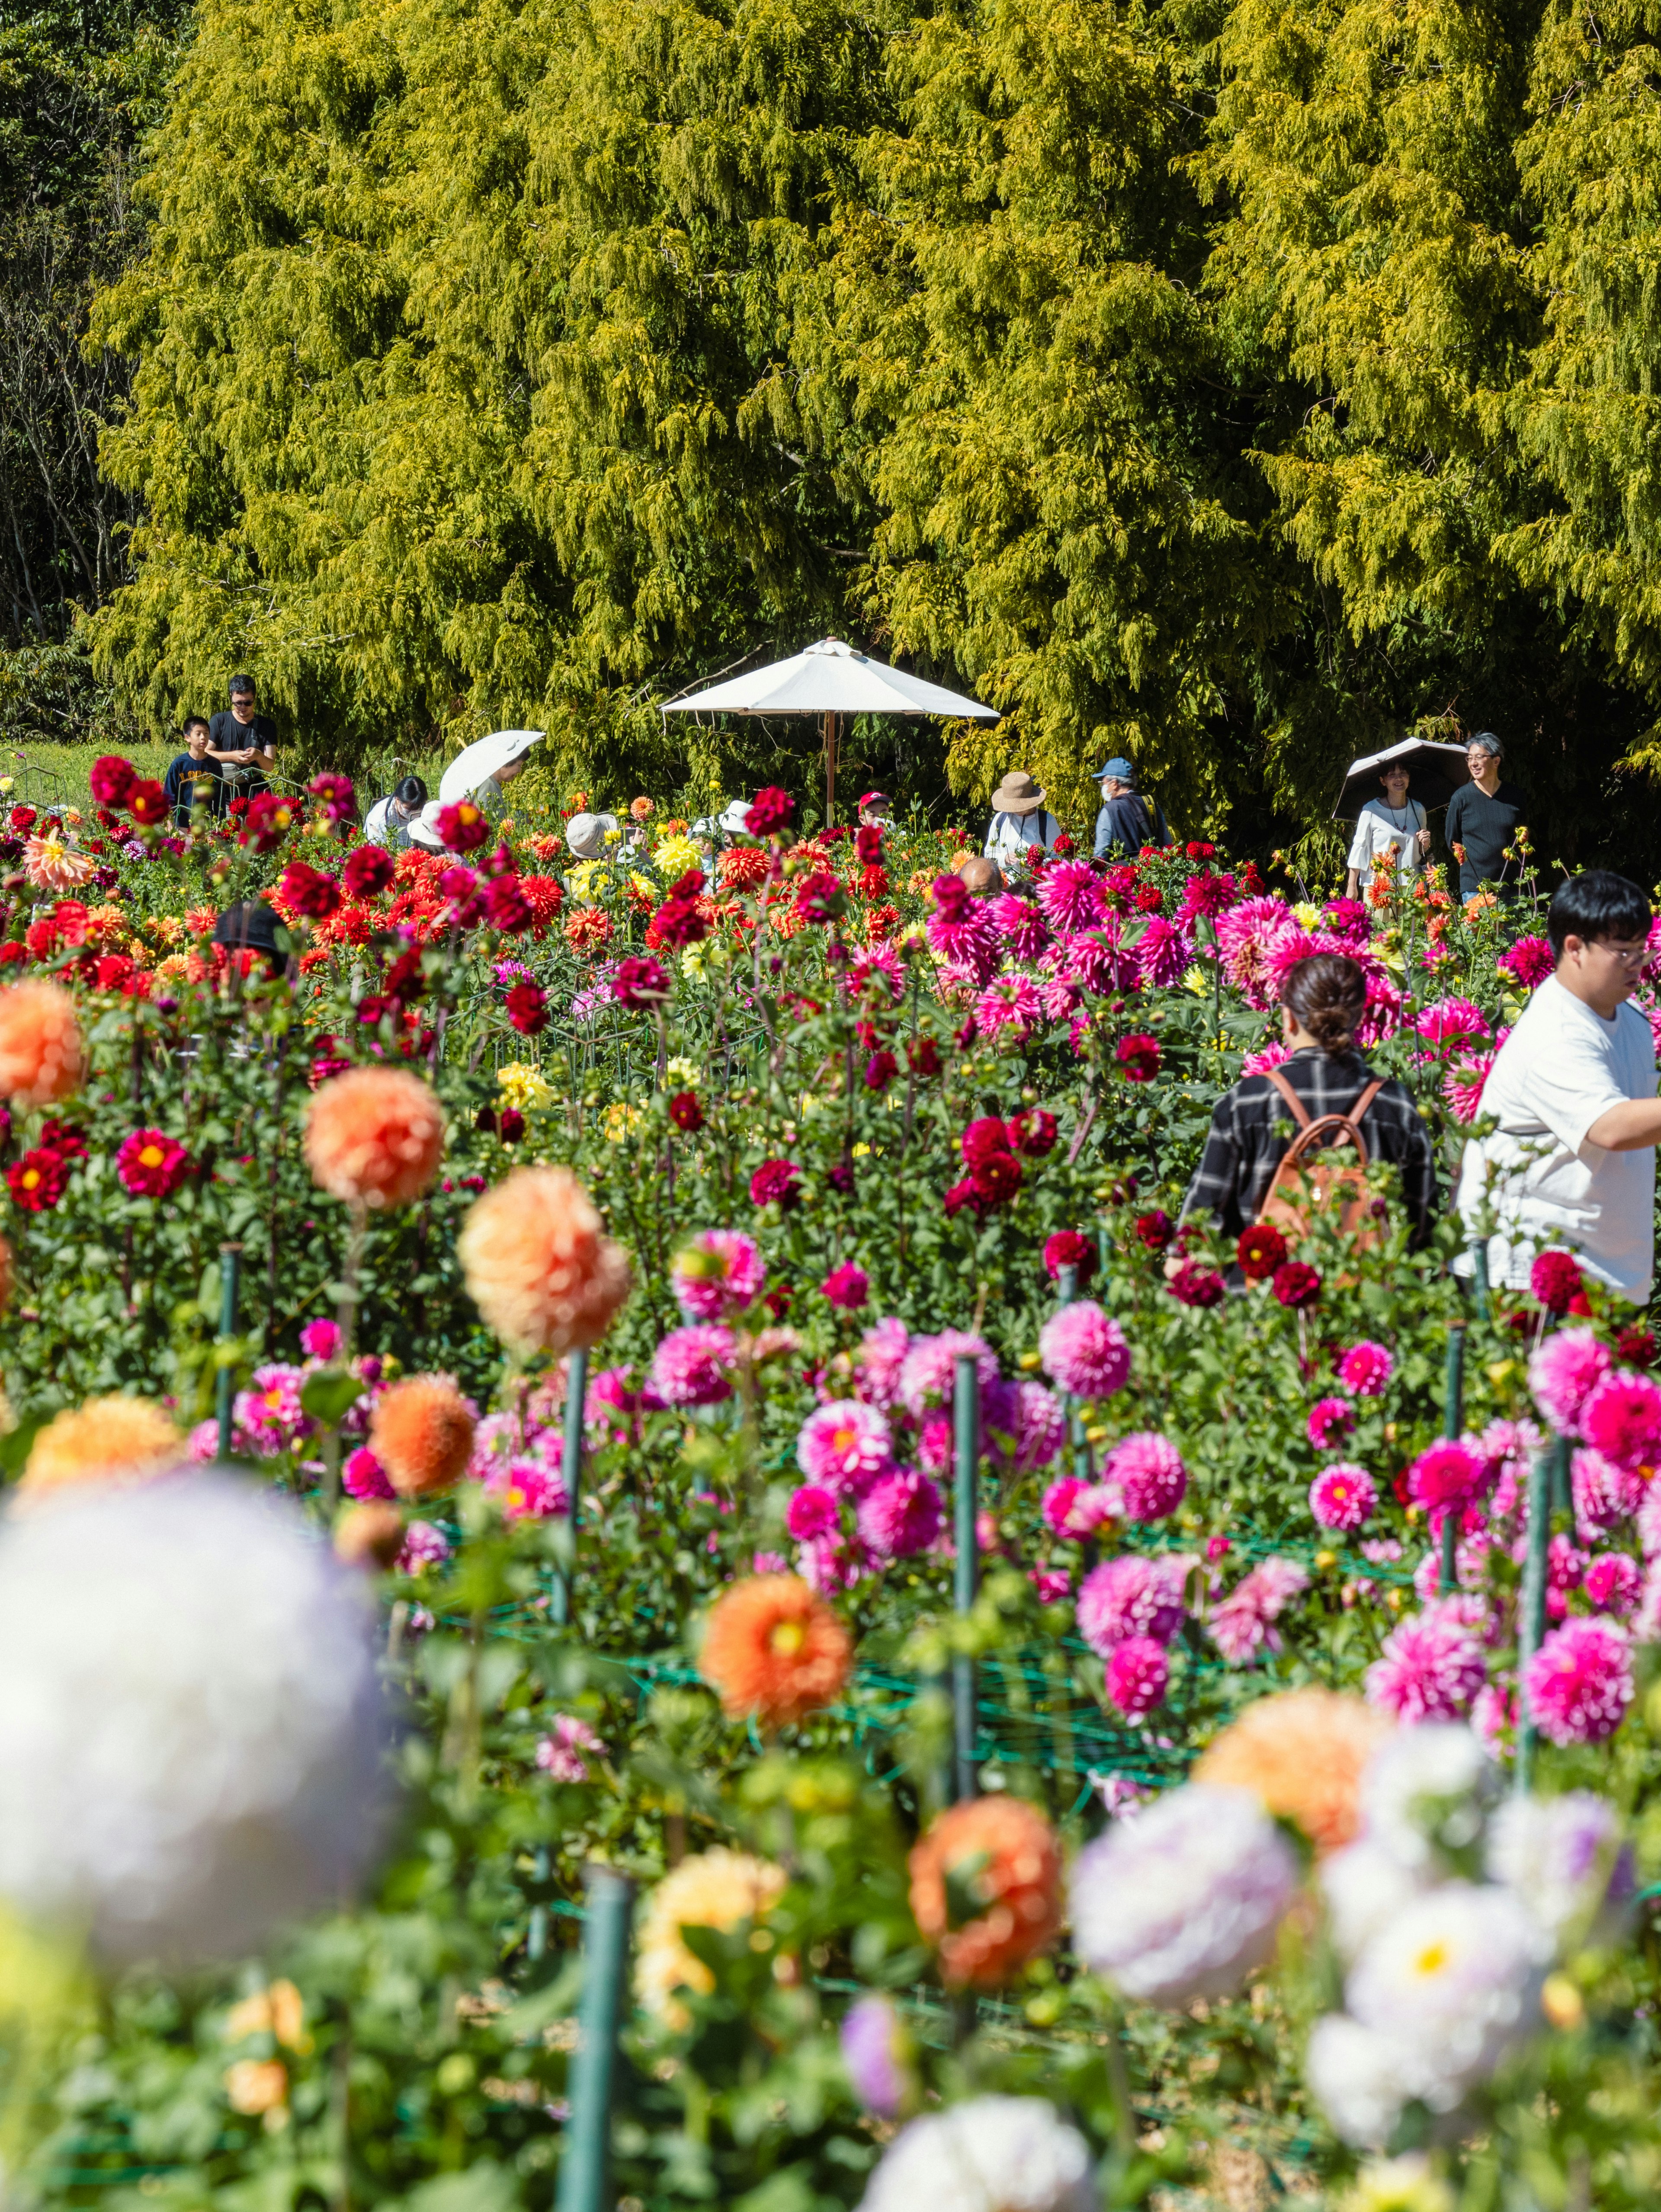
left=1444, top=730, right=1528, bottom=900
left=208, top=674, right=278, bottom=798
left=1456, top=871, right=1658, bottom=1300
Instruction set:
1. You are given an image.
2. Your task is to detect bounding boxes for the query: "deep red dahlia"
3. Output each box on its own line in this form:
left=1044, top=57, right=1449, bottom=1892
left=668, top=1089, right=704, bottom=1132
left=8, top=1147, right=68, bottom=1210
left=969, top=1151, right=1023, bottom=1208
left=482, top=874, right=532, bottom=932
left=649, top=894, right=709, bottom=950
left=855, top=824, right=883, bottom=866
left=1008, top=1108, right=1058, bottom=1157
left=907, top=1037, right=942, bottom=1078
left=499, top=1108, right=525, bottom=1143
left=1133, top=1208, right=1175, bottom=1252
left=613, top=955, right=669, bottom=1007
left=1530, top=1249, right=1584, bottom=1316
left=239, top=794, right=297, bottom=851
left=1043, top=1229, right=1096, bottom=1284
left=1169, top=1259, right=1225, bottom=1307
left=344, top=846, right=395, bottom=898
left=961, top=1117, right=1011, bottom=1168
left=1116, top=1033, right=1162, bottom=1082
left=117, top=1128, right=190, bottom=1198
left=1272, top=1260, right=1322, bottom=1309
left=1236, top=1223, right=1288, bottom=1282
left=744, top=787, right=794, bottom=836
left=308, top=772, right=356, bottom=822
left=864, top=1049, right=898, bottom=1091
left=505, top=980, right=548, bottom=1034
left=89, top=755, right=138, bottom=809
left=436, top=800, right=489, bottom=852
left=750, top=1158, right=802, bottom=1210
left=280, top=861, right=342, bottom=919
left=126, top=779, right=169, bottom=826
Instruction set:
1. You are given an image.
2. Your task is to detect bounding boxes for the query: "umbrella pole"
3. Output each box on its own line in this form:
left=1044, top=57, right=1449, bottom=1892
left=824, top=711, right=838, bottom=828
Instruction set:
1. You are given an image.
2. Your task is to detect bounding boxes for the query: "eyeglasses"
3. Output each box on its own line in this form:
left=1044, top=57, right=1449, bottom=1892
left=1595, top=942, right=1650, bottom=965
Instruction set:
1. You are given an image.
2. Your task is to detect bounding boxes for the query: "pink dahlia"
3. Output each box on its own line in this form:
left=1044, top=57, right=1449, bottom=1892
left=989, top=893, right=1049, bottom=960
left=1036, top=859, right=1106, bottom=933
left=857, top=1316, right=909, bottom=1410
left=1581, top=1369, right=1661, bottom=1471
left=1105, top=1636, right=1169, bottom=1720
left=1497, top=934, right=1554, bottom=989
left=116, top=1127, right=190, bottom=1199
left=1320, top=896, right=1372, bottom=945
left=1037, top=1301, right=1130, bottom=1398
left=1307, top=1397, right=1356, bottom=1450
left=786, top=1485, right=841, bottom=1541
left=1365, top=1610, right=1487, bottom=1722
left=1207, top=1557, right=1309, bottom=1664
left=648, top=1322, right=737, bottom=1407
left=797, top=1529, right=872, bottom=1596
left=1135, top=915, right=1194, bottom=988
left=343, top=1445, right=393, bottom=1500
left=1406, top=1439, right=1491, bottom=1533
left=1007, top=1380, right=1065, bottom=1473
left=1524, top=1617, right=1633, bottom=1746
left=897, top=1329, right=999, bottom=1417
left=669, top=1229, right=766, bottom=1319
left=926, top=899, right=1000, bottom=981
left=857, top=1468, right=943, bottom=1559
left=1241, top=1040, right=1292, bottom=1077
left=1076, top=1553, right=1190, bottom=1654
left=300, top=1317, right=343, bottom=1361
left=1309, top=1462, right=1377, bottom=1532
left=821, top=1261, right=870, bottom=1310
left=1584, top=1552, right=1642, bottom=1616
left=484, top=1456, right=569, bottom=1521
left=1215, top=896, right=1300, bottom=1008
left=1042, top=1475, right=1091, bottom=1537
left=1061, top=922, right=1140, bottom=995
left=1442, top=1052, right=1496, bottom=1124
left=1337, top=1340, right=1394, bottom=1398
left=1414, top=996, right=1491, bottom=1049
left=1571, top=1446, right=1642, bottom=1537
left=1530, top=1327, right=1613, bottom=1436
left=398, top=1520, right=452, bottom=1573
left=536, top=1713, right=605, bottom=1783
left=1105, top=1432, right=1187, bottom=1521
left=974, top=976, right=1044, bottom=1040
left=795, top=1399, right=893, bottom=1495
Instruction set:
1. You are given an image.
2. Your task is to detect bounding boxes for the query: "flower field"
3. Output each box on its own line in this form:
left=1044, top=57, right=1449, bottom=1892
left=0, top=768, right=1659, bottom=2212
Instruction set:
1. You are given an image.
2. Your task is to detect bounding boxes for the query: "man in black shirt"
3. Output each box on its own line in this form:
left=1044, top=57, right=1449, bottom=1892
left=163, top=716, right=226, bottom=825
left=1444, top=731, right=1528, bottom=900
left=208, top=673, right=279, bottom=800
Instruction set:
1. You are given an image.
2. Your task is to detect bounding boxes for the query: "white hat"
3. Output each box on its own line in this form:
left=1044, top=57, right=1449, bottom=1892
left=408, top=802, right=446, bottom=853
left=566, top=811, right=621, bottom=860
left=718, top=798, right=754, bottom=836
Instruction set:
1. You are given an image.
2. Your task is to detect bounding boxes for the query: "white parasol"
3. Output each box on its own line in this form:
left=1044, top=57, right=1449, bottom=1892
left=437, top=729, right=544, bottom=805
left=1334, top=736, right=1470, bottom=820
left=660, top=637, right=998, bottom=825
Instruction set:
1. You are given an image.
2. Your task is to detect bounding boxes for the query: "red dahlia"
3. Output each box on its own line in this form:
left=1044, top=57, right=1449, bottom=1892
left=117, top=1128, right=190, bottom=1199
left=1236, top=1223, right=1288, bottom=1281
left=8, top=1147, right=69, bottom=1210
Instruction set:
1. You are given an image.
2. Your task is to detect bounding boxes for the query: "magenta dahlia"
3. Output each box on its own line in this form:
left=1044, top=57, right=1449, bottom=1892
left=1307, top=1396, right=1356, bottom=1450
left=1105, top=1636, right=1169, bottom=1720
left=1584, top=1552, right=1642, bottom=1616
left=116, top=1127, right=190, bottom=1199
left=1530, top=1248, right=1584, bottom=1316
left=1524, top=1616, right=1633, bottom=1745
left=786, top=1485, right=840, bottom=1542
left=1076, top=1553, right=1189, bottom=1655
left=821, top=1261, right=870, bottom=1311
left=648, top=1323, right=737, bottom=1408
left=1406, top=1438, right=1491, bottom=1533
left=1309, top=1461, right=1376, bottom=1532
left=669, top=1229, right=766, bottom=1320
left=857, top=1468, right=944, bottom=1559
left=1337, top=1340, right=1394, bottom=1398
left=1581, top=1368, right=1661, bottom=1471
left=1365, top=1610, right=1487, bottom=1722
left=1037, top=1301, right=1130, bottom=1398
left=1530, top=1327, right=1613, bottom=1436
left=1043, top=1230, right=1096, bottom=1285
left=1105, top=1431, right=1186, bottom=1521
left=795, top=1399, right=893, bottom=1496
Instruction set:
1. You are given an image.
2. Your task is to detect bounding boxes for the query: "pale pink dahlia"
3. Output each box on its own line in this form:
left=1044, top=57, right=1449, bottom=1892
left=857, top=1469, right=943, bottom=1559
left=1036, top=859, right=1106, bottom=933
left=897, top=1329, right=998, bottom=1417
left=1571, top=1446, right=1642, bottom=1537
left=1584, top=1552, right=1642, bottom=1616
left=670, top=1229, right=766, bottom=1319
left=1580, top=1369, right=1661, bottom=1471
left=1337, top=1341, right=1394, bottom=1398
left=1529, top=1327, right=1613, bottom=1436
left=1037, top=1301, right=1130, bottom=1398
left=1077, top=1553, right=1189, bottom=1655
left=795, top=1399, right=893, bottom=1496
left=648, top=1322, right=737, bottom=1407
left=1207, top=1558, right=1310, bottom=1664
left=1106, top=1636, right=1169, bottom=1720
left=536, top=1713, right=604, bottom=1782
left=1365, top=1610, right=1486, bottom=1722
left=1310, top=1462, right=1376, bottom=1532
left=1524, top=1617, right=1633, bottom=1745
left=1105, top=1432, right=1186, bottom=1521
left=857, top=1316, right=910, bottom=1410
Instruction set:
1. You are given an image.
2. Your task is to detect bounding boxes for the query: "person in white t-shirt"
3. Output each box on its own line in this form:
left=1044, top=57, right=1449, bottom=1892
left=1344, top=759, right=1430, bottom=895
left=1456, top=870, right=1658, bottom=1299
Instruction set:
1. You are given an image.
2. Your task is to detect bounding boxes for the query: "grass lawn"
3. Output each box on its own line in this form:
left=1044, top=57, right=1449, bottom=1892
left=2, top=741, right=448, bottom=813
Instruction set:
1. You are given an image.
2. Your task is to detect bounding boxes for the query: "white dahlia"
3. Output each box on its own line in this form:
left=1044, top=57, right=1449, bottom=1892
left=860, top=2095, right=1094, bottom=2212
left=1358, top=1723, right=1496, bottom=1872
left=1484, top=1789, right=1631, bottom=1945
left=1305, top=2012, right=1412, bottom=2150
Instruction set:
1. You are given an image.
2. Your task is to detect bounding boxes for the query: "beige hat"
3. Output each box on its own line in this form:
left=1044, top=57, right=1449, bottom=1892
left=566, top=810, right=621, bottom=859
left=990, top=771, right=1045, bottom=815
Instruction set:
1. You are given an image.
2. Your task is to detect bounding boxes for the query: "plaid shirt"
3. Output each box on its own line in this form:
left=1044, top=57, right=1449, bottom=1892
left=1182, top=1049, right=1438, bottom=1242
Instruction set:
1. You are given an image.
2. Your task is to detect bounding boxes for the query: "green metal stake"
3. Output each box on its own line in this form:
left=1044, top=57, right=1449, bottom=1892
left=552, top=1346, right=588, bottom=1631
left=1515, top=1439, right=1558, bottom=1794
left=1470, top=1238, right=1491, bottom=1324
left=214, top=1242, right=242, bottom=1460
left=555, top=1866, right=636, bottom=2212
left=1439, top=1322, right=1465, bottom=1595
left=1057, top=1264, right=1090, bottom=1482
left=952, top=1352, right=980, bottom=1804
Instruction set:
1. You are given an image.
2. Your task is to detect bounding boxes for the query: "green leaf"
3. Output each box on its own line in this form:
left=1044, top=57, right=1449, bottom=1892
left=299, top=1369, right=361, bottom=1425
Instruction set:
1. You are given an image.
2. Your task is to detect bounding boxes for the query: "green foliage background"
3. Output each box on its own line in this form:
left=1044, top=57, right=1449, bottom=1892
left=27, top=0, right=1661, bottom=867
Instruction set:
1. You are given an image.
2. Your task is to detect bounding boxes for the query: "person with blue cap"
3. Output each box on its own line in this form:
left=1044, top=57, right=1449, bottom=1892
left=1092, top=757, right=1164, bottom=861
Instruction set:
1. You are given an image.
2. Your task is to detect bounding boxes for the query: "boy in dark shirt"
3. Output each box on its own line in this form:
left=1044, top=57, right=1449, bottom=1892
left=1444, top=731, right=1528, bottom=899
left=163, top=716, right=225, bottom=825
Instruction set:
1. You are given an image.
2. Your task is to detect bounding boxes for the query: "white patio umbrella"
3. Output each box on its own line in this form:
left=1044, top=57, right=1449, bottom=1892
left=438, top=729, right=544, bottom=805
left=660, top=637, right=999, bottom=826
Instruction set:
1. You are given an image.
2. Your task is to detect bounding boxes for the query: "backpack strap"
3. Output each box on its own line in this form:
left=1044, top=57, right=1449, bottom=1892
left=1263, top=1067, right=1313, bottom=1130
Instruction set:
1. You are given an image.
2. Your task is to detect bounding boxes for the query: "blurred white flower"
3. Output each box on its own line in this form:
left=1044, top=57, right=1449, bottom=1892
left=1321, top=1839, right=1427, bottom=1965
left=0, top=1470, right=390, bottom=1966
left=1070, top=1783, right=1298, bottom=2007
left=860, top=2095, right=1093, bottom=2212
left=1485, top=1790, right=1631, bottom=1945
left=1346, top=1882, right=1546, bottom=2112
left=1306, top=2012, right=1412, bottom=2149
left=1359, top=1723, right=1496, bottom=1871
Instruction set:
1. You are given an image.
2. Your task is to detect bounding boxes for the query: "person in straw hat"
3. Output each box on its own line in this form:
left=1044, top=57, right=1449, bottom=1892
left=983, top=771, right=1063, bottom=868
left=565, top=810, right=622, bottom=861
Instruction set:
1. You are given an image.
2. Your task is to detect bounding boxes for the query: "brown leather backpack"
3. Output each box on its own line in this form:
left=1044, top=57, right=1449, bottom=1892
left=1256, top=1067, right=1386, bottom=1246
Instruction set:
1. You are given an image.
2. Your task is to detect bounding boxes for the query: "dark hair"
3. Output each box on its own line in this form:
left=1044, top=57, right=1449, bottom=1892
left=1281, top=954, right=1367, bottom=1054
left=396, top=775, right=427, bottom=806
left=1546, top=869, right=1652, bottom=956
left=228, top=672, right=255, bottom=697
left=182, top=714, right=209, bottom=736
left=212, top=899, right=285, bottom=977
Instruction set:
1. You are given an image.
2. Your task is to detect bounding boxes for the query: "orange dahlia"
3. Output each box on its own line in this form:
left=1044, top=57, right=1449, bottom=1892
left=457, top=1165, right=631, bottom=1355
left=19, top=1395, right=183, bottom=1501
left=368, top=1376, right=475, bottom=1497
left=0, top=979, right=83, bottom=1107
left=1195, top=1686, right=1392, bottom=1856
left=333, top=1499, right=406, bottom=1568
left=699, top=1573, right=852, bottom=1730
left=908, top=1796, right=1062, bottom=1988
left=304, top=1066, right=445, bottom=1209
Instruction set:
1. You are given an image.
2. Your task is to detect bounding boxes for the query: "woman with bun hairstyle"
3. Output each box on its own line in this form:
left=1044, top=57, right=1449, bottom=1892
left=1179, top=954, right=1437, bottom=1248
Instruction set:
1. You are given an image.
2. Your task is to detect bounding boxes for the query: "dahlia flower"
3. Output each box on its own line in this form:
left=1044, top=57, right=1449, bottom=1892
left=897, top=1329, right=998, bottom=1416
left=1307, top=1396, right=1356, bottom=1449
left=1406, top=1438, right=1491, bottom=1534
left=838, top=1992, right=915, bottom=2120
left=1530, top=1247, right=1584, bottom=1315
left=1497, top=934, right=1554, bottom=988
left=483, top=1456, right=568, bottom=1521
left=1441, top=1052, right=1495, bottom=1123
left=1070, top=1782, right=1298, bottom=2006
left=1103, top=1431, right=1186, bottom=1520
left=1236, top=1221, right=1287, bottom=1280
left=1310, top=1461, right=1377, bottom=1532
left=1365, top=1611, right=1487, bottom=1723
left=1580, top=1367, right=1661, bottom=1470
left=1414, top=997, right=1490, bottom=1048
left=699, top=1573, right=851, bottom=1729
left=0, top=979, right=83, bottom=1107
left=535, top=1713, right=604, bottom=1784
left=116, top=1127, right=190, bottom=1199
left=908, top=1796, right=1062, bottom=1987
left=669, top=1229, right=765, bottom=1320
left=1273, top=1258, right=1321, bottom=1308
left=1076, top=1553, right=1189, bottom=1654
left=0, top=1472, right=387, bottom=1964
left=821, top=1261, right=869, bottom=1309
left=18, top=1395, right=182, bottom=1501
left=795, top=1399, right=893, bottom=1495
left=989, top=894, right=1049, bottom=960
left=397, top=1519, right=452, bottom=1572
left=1196, top=1687, right=1389, bottom=1856
left=1584, top=1551, right=1641, bottom=1614
left=1485, top=1788, right=1630, bottom=1945
left=1036, top=860, right=1105, bottom=933
left=300, top=1317, right=343, bottom=1361
left=1042, top=1229, right=1095, bottom=1284
left=974, top=976, right=1043, bottom=1040
left=1215, top=896, right=1301, bottom=1007
left=1006, top=1380, right=1064, bottom=1472
left=1359, top=1723, right=1497, bottom=1873
left=635, top=1848, right=786, bottom=2025
left=1523, top=1616, right=1632, bottom=1745
left=1106, top=1636, right=1168, bottom=1718
left=1571, top=1446, right=1641, bottom=1535
left=369, top=1376, right=475, bottom=1496
left=1305, top=2013, right=1414, bottom=2150
left=1136, top=915, right=1194, bottom=987
left=857, top=1316, right=909, bottom=1409
left=650, top=1322, right=737, bottom=1407
left=343, top=1446, right=393, bottom=1501
left=1207, top=1557, right=1309, bottom=1664
left=1529, top=1326, right=1612, bottom=1435
left=860, top=2097, right=1094, bottom=2212
left=234, top=1363, right=314, bottom=1457
left=1036, top=1301, right=1129, bottom=1398
left=459, top=1165, right=632, bottom=1354
left=858, top=1469, right=943, bottom=1558
left=786, top=1485, right=839, bottom=1541
left=1338, top=1340, right=1395, bottom=1397
left=305, top=1066, right=445, bottom=1209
